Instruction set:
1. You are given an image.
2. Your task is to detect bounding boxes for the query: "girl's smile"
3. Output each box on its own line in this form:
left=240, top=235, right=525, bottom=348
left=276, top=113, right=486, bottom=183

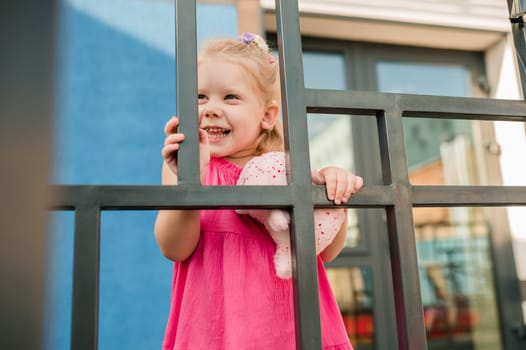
left=201, top=127, right=231, bottom=142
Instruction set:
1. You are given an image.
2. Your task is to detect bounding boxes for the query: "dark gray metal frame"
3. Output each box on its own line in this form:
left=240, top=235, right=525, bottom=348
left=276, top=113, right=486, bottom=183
left=49, top=0, right=526, bottom=349
left=509, top=0, right=526, bottom=96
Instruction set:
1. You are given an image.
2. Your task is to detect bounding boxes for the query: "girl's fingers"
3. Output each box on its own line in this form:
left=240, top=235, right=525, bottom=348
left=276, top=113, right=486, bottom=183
left=198, top=128, right=209, bottom=145
left=341, top=173, right=354, bottom=203
left=354, top=176, right=364, bottom=193
left=321, top=168, right=364, bottom=205
left=198, top=128, right=211, bottom=165
left=333, top=171, right=349, bottom=205
left=164, top=116, right=179, bottom=136
left=164, top=133, right=185, bottom=146
left=162, top=120, right=184, bottom=163
left=340, top=174, right=364, bottom=203
left=198, top=128, right=211, bottom=184
left=318, top=168, right=339, bottom=203
left=311, top=170, right=324, bottom=185
left=161, top=143, right=180, bottom=160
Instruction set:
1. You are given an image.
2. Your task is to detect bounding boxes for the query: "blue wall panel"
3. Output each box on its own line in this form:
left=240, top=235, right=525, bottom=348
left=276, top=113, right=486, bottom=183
left=49, top=1, right=237, bottom=349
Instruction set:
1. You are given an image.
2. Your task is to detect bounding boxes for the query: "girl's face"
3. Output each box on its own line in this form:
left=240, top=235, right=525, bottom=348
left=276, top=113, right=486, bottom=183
left=198, top=56, right=277, bottom=166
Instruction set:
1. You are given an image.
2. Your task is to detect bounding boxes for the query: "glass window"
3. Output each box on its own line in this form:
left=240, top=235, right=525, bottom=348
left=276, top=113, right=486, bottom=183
left=302, top=50, right=361, bottom=248
left=377, top=62, right=470, bottom=97
left=377, top=60, right=504, bottom=349
left=302, top=49, right=373, bottom=347
left=284, top=35, right=514, bottom=349
left=327, top=268, right=374, bottom=347
left=299, top=38, right=508, bottom=349
left=377, top=61, right=474, bottom=173
left=414, top=207, right=502, bottom=350
left=303, top=51, right=349, bottom=156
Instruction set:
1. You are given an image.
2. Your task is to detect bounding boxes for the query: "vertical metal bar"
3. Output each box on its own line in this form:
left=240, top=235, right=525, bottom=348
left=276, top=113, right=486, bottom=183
left=289, top=203, right=322, bottom=350
left=508, top=0, right=526, bottom=97
left=175, top=0, right=200, bottom=184
left=274, top=1, right=322, bottom=349
left=70, top=206, right=101, bottom=350
left=377, top=109, right=428, bottom=350
left=0, top=1, right=56, bottom=349
left=351, top=114, right=400, bottom=349
left=274, top=0, right=312, bottom=180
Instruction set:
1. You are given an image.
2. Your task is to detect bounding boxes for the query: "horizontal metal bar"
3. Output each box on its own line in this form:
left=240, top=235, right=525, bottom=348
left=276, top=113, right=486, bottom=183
left=305, top=89, right=526, bottom=121
left=49, top=184, right=394, bottom=210
left=313, top=185, right=393, bottom=207
left=50, top=184, right=526, bottom=210
left=413, top=185, right=526, bottom=206
left=50, top=185, right=294, bottom=210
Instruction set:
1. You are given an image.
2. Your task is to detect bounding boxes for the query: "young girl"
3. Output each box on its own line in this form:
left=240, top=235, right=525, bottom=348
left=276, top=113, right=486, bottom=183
left=155, top=33, right=363, bottom=350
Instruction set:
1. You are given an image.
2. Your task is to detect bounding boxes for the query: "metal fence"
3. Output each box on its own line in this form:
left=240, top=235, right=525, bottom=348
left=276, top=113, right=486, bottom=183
left=45, top=0, right=526, bottom=349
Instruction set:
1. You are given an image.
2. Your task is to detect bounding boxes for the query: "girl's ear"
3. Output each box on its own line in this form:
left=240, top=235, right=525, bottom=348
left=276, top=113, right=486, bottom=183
left=261, top=102, right=279, bottom=130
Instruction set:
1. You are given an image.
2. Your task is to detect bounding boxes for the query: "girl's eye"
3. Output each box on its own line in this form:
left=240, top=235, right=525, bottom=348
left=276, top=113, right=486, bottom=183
left=224, top=94, right=238, bottom=100
left=198, top=94, right=207, bottom=100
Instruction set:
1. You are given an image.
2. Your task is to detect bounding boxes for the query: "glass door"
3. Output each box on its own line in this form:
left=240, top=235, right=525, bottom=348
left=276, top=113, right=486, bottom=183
left=365, top=44, right=504, bottom=350
left=297, top=37, right=509, bottom=350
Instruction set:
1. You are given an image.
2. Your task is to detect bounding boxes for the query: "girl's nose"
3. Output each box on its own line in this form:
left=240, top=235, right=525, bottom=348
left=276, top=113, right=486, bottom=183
left=201, top=105, right=222, bottom=118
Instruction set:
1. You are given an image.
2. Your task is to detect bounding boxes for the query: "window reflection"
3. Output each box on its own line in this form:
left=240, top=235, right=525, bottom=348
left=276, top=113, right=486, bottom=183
left=414, top=210, right=502, bottom=349
left=303, top=45, right=509, bottom=349
left=327, top=268, right=374, bottom=348
left=379, top=59, right=504, bottom=349
left=302, top=51, right=362, bottom=248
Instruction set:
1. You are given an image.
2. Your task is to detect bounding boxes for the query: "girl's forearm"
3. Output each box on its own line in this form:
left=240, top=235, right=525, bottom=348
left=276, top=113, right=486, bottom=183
left=155, top=162, right=201, bottom=261
left=154, top=209, right=201, bottom=261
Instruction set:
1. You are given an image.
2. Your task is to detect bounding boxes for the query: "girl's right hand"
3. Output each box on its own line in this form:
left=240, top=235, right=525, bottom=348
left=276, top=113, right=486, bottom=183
left=162, top=116, right=184, bottom=176
left=162, top=116, right=210, bottom=183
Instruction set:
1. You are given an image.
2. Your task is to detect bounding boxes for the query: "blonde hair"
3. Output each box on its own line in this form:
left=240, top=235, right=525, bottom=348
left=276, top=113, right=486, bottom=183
left=198, top=35, right=284, bottom=155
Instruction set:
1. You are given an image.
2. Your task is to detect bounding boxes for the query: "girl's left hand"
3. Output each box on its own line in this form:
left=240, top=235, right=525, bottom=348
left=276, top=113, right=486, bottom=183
left=311, top=167, right=363, bottom=205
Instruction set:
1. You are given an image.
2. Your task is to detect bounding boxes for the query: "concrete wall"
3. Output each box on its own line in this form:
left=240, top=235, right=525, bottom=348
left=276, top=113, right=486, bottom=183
left=261, top=0, right=510, bottom=31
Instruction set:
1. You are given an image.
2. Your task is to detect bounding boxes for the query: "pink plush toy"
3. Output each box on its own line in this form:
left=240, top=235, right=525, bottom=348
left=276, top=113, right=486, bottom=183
left=236, top=152, right=345, bottom=279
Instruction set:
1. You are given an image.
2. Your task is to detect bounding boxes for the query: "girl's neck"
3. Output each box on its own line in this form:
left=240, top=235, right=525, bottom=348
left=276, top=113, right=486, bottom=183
left=224, top=154, right=256, bottom=167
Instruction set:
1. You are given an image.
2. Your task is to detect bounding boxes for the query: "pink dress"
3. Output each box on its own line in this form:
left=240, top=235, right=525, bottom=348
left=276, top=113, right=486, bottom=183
left=162, top=157, right=353, bottom=350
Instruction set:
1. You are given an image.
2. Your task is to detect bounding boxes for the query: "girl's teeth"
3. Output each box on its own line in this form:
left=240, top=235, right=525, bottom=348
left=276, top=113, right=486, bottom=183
left=204, top=128, right=229, bottom=139
left=206, top=128, right=229, bottom=134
